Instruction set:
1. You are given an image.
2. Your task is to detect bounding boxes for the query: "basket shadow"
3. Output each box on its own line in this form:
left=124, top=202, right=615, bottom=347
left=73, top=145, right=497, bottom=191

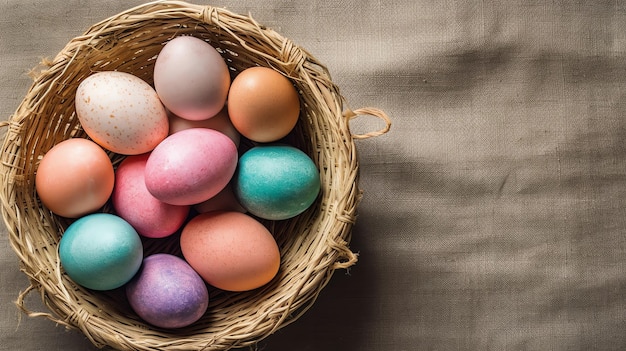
left=246, top=241, right=376, bottom=351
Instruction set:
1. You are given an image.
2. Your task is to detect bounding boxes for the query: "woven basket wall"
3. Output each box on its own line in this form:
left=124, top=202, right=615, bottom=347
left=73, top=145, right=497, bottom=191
left=0, top=1, right=390, bottom=350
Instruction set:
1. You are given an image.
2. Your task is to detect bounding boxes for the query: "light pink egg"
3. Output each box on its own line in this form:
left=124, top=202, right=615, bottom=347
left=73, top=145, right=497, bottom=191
left=154, top=36, right=230, bottom=121
left=75, top=71, right=169, bottom=155
left=112, top=154, right=190, bottom=238
left=144, top=128, right=238, bottom=206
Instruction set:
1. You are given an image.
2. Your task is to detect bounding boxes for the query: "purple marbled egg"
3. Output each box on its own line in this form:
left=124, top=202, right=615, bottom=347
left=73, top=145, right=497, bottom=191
left=126, top=253, right=209, bottom=329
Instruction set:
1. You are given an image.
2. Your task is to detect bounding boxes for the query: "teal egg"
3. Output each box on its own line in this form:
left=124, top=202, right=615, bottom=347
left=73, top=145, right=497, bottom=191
left=59, top=213, right=143, bottom=291
left=234, top=145, right=320, bottom=220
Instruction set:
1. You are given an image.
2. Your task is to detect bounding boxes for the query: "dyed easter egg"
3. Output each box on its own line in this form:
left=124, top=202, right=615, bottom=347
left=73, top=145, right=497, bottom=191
left=126, top=254, right=209, bottom=329
left=59, top=213, right=143, bottom=290
left=154, top=36, right=230, bottom=121
left=35, top=138, right=114, bottom=218
left=180, top=211, right=280, bottom=292
left=227, top=66, right=300, bottom=142
left=112, top=153, right=190, bottom=238
left=75, top=71, right=169, bottom=155
left=144, top=128, right=238, bottom=206
left=234, top=145, right=320, bottom=220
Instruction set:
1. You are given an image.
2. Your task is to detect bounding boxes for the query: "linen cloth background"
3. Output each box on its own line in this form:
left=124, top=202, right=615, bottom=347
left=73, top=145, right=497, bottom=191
left=2, top=1, right=626, bottom=350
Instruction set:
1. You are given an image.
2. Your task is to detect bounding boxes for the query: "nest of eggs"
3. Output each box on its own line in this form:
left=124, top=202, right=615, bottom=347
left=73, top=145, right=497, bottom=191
left=0, top=1, right=390, bottom=350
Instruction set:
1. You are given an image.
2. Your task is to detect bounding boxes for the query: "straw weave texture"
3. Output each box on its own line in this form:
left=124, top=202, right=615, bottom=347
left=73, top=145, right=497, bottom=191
left=0, top=1, right=389, bottom=350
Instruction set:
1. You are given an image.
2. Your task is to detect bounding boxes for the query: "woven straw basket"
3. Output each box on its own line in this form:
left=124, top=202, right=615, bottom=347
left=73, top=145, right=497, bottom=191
left=0, top=1, right=390, bottom=350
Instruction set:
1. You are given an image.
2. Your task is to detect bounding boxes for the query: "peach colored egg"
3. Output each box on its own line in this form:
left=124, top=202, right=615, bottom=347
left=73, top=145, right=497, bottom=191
left=112, top=154, right=190, bottom=239
left=154, top=36, right=230, bottom=121
left=168, top=106, right=240, bottom=147
left=35, top=138, right=114, bottom=218
left=75, top=71, right=169, bottom=155
left=144, top=128, right=238, bottom=206
left=180, top=211, right=280, bottom=292
left=227, top=66, right=300, bottom=143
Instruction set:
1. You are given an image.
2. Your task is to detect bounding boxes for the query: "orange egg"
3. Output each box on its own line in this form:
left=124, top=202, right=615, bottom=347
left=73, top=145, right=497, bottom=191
left=180, top=211, right=280, bottom=292
left=35, top=138, right=114, bottom=218
left=227, top=66, right=300, bottom=143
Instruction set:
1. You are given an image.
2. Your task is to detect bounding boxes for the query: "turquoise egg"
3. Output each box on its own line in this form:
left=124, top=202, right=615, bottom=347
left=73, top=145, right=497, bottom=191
left=234, top=145, right=320, bottom=220
left=59, top=213, right=143, bottom=291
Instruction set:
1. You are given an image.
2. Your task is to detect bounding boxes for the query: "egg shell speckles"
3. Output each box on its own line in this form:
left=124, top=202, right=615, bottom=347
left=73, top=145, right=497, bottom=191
left=75, top=71, right=169, bottom=155
left=144, top=128, right=238, bottom=206
left=126, top=254, right=209, bottom=329
left=112, top=153, right=190, bottom=239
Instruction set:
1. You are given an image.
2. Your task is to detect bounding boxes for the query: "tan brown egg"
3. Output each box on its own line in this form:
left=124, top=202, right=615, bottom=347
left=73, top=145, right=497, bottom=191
left=227, top=67, right=300, bottom=143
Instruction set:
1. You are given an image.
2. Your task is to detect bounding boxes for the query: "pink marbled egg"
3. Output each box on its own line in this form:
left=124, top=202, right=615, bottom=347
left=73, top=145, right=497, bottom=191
left=144, top=128, right=238, bottom=206
left=112, top=153, right=190, bottom=239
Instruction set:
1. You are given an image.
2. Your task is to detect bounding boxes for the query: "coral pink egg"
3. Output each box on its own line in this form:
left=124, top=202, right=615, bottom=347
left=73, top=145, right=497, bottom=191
left=112, top=154, right=190, bottom=238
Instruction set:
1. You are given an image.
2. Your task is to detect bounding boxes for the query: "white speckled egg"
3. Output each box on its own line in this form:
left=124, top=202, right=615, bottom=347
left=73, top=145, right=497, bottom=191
left=75, top=71, right=169, bottom=155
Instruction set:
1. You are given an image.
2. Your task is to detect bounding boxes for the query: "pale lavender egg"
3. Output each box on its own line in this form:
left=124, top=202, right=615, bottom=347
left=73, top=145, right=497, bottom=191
left=126, top=253, right=209, bottom=329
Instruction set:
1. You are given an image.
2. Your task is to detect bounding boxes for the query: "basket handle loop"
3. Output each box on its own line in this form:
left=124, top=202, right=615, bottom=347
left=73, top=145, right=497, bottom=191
left=344, top=108, right=391, bottom=139
left=15, top=283, right=72, bottom=328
